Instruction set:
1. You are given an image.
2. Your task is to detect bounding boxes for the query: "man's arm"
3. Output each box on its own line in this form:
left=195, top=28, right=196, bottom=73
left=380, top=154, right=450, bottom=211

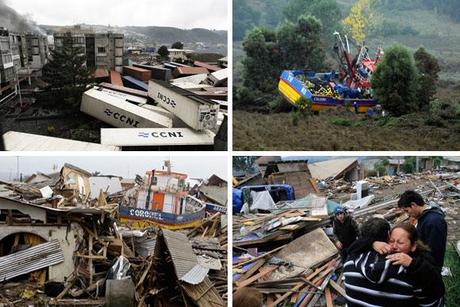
left=419, top=219, right=447, bottom=270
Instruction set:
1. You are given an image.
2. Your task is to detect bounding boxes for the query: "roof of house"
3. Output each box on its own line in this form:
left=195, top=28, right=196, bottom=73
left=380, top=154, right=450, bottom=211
left=308, top=158, right=358, bottom=180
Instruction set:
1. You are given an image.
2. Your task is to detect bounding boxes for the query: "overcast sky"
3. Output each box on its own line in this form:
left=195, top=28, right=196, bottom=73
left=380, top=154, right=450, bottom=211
left=5, top=0, right=227, bottom=29
left=0, top=155, right=228, bottom=182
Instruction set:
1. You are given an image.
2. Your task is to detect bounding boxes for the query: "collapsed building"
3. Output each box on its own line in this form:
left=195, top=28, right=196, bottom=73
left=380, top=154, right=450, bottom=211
left=0, top=162, right=227, bottom=306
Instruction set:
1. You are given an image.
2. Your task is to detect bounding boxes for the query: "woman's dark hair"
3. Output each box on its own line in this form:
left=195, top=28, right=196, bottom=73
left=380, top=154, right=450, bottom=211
left=391, top=222, right=430, bottom=252
left=360, top=217, right=390, bottom=242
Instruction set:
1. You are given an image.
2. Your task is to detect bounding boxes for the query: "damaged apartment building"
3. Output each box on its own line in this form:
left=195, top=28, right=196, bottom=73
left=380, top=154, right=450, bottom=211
left=0, top=27, right=48, bottom=103
left=53, top=26, right=124, bottom=72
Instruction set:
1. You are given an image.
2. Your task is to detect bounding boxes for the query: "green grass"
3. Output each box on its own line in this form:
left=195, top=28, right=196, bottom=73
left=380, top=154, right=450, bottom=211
left=444, top=243, right=460, bottom=306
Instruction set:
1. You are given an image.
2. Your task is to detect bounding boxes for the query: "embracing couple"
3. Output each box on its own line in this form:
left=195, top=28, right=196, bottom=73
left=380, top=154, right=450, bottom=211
left=344, top=190, right=446, bottom=307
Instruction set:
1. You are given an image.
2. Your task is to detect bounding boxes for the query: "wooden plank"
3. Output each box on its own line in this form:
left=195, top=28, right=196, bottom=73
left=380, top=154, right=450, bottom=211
left=329, top=280, right=346, bottom=297
left=325, top=287, right=333, bottom=307
left=233, top=244, right=286, bottom=268
left=310, top=178, right=320, bottom=193
left=235, top=266, right=277, bottom=289
left=236, top=259, right=265, bottom=283
left=266, top=295, right=275, bottom=306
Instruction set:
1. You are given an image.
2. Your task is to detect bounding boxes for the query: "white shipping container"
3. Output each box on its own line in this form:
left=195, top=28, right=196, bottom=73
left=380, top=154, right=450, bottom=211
left=3, top=131, right=120, bottom=151
left=81, top=87, right=172, bottom=128
left=148, top=80, right=219, bottom=131
left=100, top=128, right=215, bottom=147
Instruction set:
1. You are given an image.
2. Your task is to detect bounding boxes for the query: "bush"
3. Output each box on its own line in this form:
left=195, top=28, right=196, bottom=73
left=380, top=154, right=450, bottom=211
left=430, top=99, right=460, bottom=120
left=331, top=118, right=352, bottom=126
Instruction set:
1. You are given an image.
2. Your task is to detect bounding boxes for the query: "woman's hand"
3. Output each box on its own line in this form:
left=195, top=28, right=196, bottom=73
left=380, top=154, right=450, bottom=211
left=372, top=241, right=392, bottom=255
left=386, top=252, right=413, bottom=267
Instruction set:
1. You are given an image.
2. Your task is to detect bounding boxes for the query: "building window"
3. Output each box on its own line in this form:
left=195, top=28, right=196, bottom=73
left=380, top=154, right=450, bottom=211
left=73, top=37, right=85, bottom=44
left=3, top=67, right=15, bottom=81
left=97, top=47, right=106, bottom=53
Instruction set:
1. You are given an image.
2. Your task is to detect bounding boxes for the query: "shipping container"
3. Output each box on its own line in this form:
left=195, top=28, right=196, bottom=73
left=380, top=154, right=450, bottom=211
left=122, top=76, right=148, bottom=91
left=100, top=128, right=215, bottom=147
left=81, top=87, right=172, bottom=129
left=133, top=63, right=172, bottom=81
left=123, top=66, right=151, bottom=81
left=148, top=80, right=219, bottom=131
left=3, top=131, right=120, bottom=151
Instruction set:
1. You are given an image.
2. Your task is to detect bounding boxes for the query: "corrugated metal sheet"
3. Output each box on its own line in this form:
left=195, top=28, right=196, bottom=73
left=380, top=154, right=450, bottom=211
left=161, top=229, right=208, bottom=285
left=180, top=264, right=209, bottom=284
left=0, top=240, right=64, bottom=281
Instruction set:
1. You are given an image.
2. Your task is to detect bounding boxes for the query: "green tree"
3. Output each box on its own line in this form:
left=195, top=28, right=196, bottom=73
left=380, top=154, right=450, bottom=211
left=277, top=15, right=325, bottom=71
left=242, top=26, right=281, bottom=93
left=158, top=45, right=170, bottom=59
left=41, top=33, right=92, bottom=108
left=171, top=41, right=184, bottom=49
left=233, top=156, right=258, bottom=173
left=371, top=44, right=419, bottom=116
left=283, top=0, right=342, bottom=44
left=242, top=15, right=325, bottom=98
left=402, top=157, right=416, bottom=173
left=374, top=158, right=389, bottom=176
left=414, top=47, right=440, bottom=110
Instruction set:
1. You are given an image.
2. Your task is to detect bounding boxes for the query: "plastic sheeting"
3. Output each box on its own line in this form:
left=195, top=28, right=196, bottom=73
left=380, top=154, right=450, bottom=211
left=250, top=190, right=276, bottom=211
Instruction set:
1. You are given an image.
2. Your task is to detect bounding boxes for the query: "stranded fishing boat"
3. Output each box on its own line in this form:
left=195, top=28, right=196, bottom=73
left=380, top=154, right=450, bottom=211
left=279, top=32, right=382, bottom=113
left=119, top=161, right=207, bottom=229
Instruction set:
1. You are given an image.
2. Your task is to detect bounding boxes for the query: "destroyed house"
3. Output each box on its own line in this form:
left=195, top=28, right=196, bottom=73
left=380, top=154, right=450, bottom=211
left=264, top=160, right=318, bottom=199
left=0, top=192, right=105, bottom=283
left=200, top=175, right=227, bottom=207
left=58, top=163, right=92, bottom=197
left=308, top=158, right=360, bottom=181
left=442, top=157, right=460, bottom=170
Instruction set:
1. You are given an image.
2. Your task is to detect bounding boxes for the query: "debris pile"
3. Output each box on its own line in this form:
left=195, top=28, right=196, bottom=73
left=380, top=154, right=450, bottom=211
left=233, top=158, right=460, bottom=306
left=0, top=162, right=227, bottom=306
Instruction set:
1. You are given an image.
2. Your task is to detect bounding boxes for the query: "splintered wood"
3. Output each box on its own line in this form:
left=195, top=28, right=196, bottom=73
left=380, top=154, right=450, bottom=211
left=233, top=227, right=344, bottom=306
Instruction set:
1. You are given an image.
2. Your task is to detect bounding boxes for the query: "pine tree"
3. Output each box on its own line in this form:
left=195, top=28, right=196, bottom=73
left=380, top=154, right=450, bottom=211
left=158, top=45, right=170, bottom=59
left=414, top=47, right=440, bottom=110
left=372, top=44, right=419, bottom=116
left=42, top=33, right=92, bottom=107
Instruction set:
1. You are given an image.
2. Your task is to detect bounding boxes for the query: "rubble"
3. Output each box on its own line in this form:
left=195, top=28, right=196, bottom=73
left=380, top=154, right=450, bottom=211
left=233, top=157, right=460, bottom=306
left=0, top=161, right=227, bottom=306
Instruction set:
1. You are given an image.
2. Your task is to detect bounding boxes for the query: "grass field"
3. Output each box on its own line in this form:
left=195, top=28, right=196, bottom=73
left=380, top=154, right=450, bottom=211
left=233, top=108, right=460, bottom=151
left=444, top=244, right=460, bottom=306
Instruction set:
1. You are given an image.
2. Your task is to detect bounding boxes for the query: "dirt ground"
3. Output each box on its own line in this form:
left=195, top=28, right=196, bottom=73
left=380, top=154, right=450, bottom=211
left=233, top=109, right=460, bottom=151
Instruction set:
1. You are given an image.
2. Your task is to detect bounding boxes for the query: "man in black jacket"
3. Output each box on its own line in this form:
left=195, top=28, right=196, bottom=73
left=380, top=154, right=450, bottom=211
left=398, top=190, right=447, bottom=271
left=333, top=206, right=359, bottom=260
left=344, top=217, right=444, bottom=307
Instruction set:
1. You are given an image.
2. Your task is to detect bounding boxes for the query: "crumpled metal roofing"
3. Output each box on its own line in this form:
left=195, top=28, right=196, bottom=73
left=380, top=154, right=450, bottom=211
left=0, top=239, right=64, bottom=282
left=161, top=229, right=209, bottom=285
